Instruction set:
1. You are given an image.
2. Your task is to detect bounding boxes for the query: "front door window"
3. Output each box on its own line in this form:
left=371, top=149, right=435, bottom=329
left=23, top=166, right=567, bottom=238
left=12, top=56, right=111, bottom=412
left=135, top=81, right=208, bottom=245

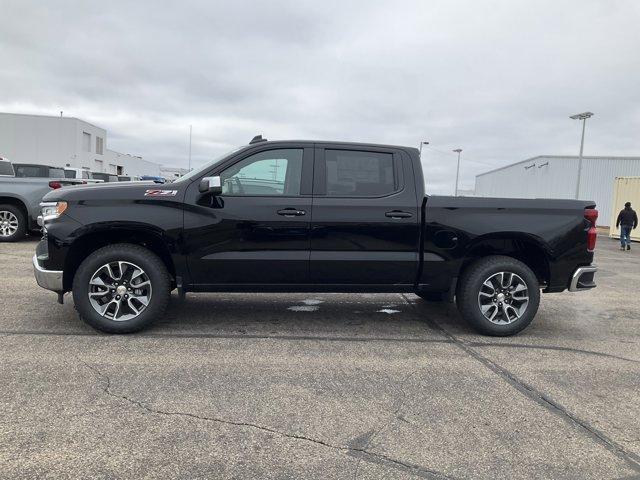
left=220, top=149, right=303, bottom=196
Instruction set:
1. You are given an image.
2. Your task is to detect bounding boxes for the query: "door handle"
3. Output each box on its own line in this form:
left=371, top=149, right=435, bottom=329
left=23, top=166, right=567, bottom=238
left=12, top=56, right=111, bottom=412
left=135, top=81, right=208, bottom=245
left=277, top=208, right=306, bottom=217
left=385, top=210, right=412, bottom=219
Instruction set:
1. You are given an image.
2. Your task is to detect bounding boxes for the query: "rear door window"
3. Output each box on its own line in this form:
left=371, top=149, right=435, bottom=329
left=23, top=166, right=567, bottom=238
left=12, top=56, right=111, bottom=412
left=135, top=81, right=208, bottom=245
left=323, top=150, right=397, bottom=197
left=49, top=167, right=65, bottom=178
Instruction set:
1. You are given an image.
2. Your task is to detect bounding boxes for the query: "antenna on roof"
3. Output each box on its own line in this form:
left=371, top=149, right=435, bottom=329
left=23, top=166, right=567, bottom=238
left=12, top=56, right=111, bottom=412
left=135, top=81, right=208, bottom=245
left=250, top=134, right=267, bottom=144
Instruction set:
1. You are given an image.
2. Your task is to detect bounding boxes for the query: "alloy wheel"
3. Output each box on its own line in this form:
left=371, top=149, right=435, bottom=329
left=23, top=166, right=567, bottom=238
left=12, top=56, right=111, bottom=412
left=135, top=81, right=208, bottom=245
left=477, top=271, right=529, bottom=324
left=0, top=210, right=19, bottom=237
left=88, top=261, right=152, bottom=321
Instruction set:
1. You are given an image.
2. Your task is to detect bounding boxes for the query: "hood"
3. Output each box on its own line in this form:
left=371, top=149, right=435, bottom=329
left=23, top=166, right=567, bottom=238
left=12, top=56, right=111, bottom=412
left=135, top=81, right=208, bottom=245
left=42, top=181, right=180, bottom=202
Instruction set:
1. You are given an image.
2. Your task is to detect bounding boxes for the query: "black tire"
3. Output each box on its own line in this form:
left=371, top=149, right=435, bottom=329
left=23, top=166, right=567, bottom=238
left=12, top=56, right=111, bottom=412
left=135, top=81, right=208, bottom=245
left=416, top=292, right=445, bottom=302
left=72, top=243, right=171, bottom=333
left=0, top=204, right=26, bottom=242
left=456, top=255, right=540, bottom=336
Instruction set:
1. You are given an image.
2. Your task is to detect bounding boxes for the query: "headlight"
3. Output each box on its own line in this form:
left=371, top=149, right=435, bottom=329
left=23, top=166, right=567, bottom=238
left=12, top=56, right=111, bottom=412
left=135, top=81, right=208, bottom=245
left=40, top=201, right=68, bottom=221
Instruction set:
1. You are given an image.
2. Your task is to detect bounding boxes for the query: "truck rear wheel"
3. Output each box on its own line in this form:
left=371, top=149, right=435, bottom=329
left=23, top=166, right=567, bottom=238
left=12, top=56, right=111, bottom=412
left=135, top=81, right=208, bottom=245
left=72, top=243, right=171, bottom=333
left=456, top=255, right=540, bottom=336
left=0, top=204, right=26, bottom=242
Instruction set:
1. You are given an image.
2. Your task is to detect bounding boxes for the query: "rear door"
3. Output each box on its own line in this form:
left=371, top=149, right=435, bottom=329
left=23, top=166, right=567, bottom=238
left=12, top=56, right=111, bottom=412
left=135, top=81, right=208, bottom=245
left=310, top=145, right=420, bottom=285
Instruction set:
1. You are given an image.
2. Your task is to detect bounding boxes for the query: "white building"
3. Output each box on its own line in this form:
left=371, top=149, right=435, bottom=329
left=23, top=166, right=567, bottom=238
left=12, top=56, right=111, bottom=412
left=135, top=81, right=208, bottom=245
left=475, top=155, right=640, bottom=226
left=0, top=112, right=160, bottom=177
left=104, top=150, right=160, bottom=178
left=456, top=188, right=476, bottom=197
left=160, top=166, right=190, bottom=181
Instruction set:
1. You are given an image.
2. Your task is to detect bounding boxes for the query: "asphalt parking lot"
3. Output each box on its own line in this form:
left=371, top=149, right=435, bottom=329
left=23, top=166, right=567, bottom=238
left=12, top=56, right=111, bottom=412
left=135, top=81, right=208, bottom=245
left=1, top=237, right=639, bottom=479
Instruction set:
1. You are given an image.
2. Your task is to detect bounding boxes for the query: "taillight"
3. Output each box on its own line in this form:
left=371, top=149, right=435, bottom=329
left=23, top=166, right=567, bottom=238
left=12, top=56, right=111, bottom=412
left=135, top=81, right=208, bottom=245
left=48, top=181, right=62, bottom=189
left=585, top=208, right=598, bottom=252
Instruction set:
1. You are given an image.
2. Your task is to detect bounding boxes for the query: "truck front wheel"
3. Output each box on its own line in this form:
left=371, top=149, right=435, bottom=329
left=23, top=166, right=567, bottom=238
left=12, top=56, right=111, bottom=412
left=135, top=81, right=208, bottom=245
left=72, top=244, right=171, bottom=333
left=456, top=255, right=540, bottom=336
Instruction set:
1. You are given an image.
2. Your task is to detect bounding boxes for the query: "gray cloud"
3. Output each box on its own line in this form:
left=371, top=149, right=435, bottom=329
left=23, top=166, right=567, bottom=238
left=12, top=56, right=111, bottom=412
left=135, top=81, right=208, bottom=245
left=1, top=0, right=639, bottom=192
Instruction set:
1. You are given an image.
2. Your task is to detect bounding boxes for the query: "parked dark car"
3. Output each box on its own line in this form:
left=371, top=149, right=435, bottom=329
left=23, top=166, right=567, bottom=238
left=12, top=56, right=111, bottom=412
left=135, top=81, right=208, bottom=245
left=33, top=137, right=598, bottom=335
left=14, top=163, right=66, bottom=178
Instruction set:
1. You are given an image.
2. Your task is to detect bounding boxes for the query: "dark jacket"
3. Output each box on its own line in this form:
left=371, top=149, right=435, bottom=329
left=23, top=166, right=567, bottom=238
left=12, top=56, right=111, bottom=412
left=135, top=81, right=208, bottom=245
left=616, top=207, right=638, bottom=228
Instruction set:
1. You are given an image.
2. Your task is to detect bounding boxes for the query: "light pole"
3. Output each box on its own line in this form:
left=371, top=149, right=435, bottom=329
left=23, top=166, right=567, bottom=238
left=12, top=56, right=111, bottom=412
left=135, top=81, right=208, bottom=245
left=188, top=125, right=192, bottom=171
left=570, top=112, right=594, bottom=199
left=419, top=141, right=429, bottom=158
left=453, top=148, right=462, bottom=196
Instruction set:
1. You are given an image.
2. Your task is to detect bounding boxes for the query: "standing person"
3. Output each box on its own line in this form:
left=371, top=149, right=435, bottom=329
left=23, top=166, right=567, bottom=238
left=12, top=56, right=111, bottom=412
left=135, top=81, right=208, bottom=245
left=616, top=202, right=638, bottom=251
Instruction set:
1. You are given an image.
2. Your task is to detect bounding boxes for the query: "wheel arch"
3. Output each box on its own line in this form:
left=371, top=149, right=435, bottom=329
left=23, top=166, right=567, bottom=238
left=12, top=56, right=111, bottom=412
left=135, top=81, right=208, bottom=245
left=459, top=233, right=551, bottom=288
left=0, top=196, right=29, bottom=222
left=63, top=226, right=177, bottom=290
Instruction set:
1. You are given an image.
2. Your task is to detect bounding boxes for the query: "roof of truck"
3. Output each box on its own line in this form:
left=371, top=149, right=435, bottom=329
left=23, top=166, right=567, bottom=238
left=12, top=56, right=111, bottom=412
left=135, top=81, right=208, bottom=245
left=244, top=138, right=420, bottom=154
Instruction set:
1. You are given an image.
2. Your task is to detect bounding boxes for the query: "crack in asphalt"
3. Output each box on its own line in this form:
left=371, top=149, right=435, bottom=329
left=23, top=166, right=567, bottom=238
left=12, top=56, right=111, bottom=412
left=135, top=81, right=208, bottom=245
left=465, top=341, right=640, bottom=365
left=352, top=369, right=423, bottom=480
left=4, top=328, right=638, bottom=366
left=83, top=362, right=455, bottom=480
left=400, top=294, right=640, bottom=475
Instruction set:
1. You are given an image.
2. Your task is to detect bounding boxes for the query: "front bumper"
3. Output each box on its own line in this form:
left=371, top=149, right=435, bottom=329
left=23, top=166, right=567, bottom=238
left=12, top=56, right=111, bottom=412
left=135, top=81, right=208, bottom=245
left=33, top=254, right=63, bottom=292
left=568, top=265, right=597, bottom=292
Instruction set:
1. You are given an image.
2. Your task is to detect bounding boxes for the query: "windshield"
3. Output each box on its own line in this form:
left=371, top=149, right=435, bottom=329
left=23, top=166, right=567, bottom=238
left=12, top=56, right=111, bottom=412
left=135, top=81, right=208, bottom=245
left=173, top=146, right=245, bottom=184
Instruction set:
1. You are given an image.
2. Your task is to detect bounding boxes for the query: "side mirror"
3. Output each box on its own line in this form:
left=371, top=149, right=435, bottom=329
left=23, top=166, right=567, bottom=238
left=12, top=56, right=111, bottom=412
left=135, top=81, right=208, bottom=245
left=198, top=176, right=222, bottom=194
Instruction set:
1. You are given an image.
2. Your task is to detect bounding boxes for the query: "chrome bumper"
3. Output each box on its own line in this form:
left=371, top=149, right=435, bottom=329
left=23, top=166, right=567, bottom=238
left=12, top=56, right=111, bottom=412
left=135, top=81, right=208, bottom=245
left=569, top=265, right=597, bottom=292
left=33, top=255, right=63, bottom=292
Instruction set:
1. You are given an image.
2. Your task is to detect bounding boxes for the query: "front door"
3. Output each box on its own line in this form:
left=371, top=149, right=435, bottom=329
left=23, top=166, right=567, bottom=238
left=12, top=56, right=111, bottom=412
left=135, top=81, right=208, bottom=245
left=183, top=146, right=313, bottom=286
left=310, top=146, right=420, bottom=285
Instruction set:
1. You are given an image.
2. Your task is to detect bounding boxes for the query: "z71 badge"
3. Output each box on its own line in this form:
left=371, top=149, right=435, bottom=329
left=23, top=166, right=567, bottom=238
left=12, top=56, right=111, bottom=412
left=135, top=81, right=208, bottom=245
left=144, top=189, right=178, bottom=197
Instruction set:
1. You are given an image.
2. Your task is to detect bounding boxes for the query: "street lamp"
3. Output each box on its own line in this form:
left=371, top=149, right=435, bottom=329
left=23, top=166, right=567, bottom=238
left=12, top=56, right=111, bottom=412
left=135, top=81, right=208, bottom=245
left=569, top=111, right=594, bottom=199
left=419, top=141, right=429, bottom=158
left=453, top=149, right=462, bottom=196
left=188, top=124, right=193, bottom=171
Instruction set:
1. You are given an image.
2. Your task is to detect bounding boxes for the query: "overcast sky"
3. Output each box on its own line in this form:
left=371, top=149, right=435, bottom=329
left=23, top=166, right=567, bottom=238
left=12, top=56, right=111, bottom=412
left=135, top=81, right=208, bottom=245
left=1, top=0, right=639, bottom=193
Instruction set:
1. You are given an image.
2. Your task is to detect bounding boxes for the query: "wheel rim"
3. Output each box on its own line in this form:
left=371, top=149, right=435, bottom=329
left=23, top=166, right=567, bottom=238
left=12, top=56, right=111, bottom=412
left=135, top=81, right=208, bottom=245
left=0, top=210, right=19, bottom=237
left=88, top=261, right=152, bottom=321
left=477, top=271, right=529, bottom=325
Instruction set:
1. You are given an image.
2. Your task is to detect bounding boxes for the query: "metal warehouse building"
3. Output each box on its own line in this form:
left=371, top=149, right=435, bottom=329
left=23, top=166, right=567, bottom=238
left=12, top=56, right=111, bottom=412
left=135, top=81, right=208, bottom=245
left=475, top=155, right=640, bottom=226
left=0, top=112, right=161, bottom=177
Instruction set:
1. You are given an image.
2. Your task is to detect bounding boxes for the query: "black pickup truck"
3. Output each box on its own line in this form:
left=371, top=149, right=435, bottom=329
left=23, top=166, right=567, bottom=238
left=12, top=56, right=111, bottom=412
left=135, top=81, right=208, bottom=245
left=33, top=137, right=598, bottom=336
